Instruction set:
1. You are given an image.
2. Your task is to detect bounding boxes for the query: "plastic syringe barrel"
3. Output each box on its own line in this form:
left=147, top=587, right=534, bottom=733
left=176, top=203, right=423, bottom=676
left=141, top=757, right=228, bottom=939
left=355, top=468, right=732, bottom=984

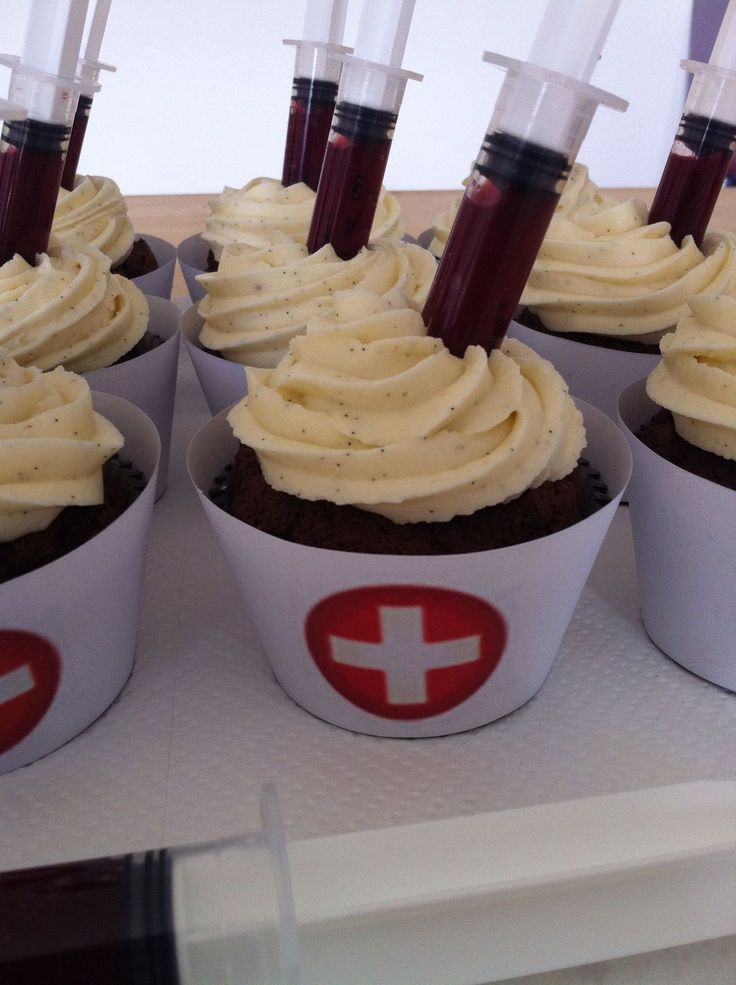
left=335, top=53, right=422, bottom=115
left=483, top=52, right=627, bottom=161
left=527, top=0, right=622, bottom=84
left=679, top=59, right=736, bottom=129
left=0, top=55, right=86, bottom=129
left=0, top=98, right=28, bottom=123
left=283, top=39, right=350, bottom=86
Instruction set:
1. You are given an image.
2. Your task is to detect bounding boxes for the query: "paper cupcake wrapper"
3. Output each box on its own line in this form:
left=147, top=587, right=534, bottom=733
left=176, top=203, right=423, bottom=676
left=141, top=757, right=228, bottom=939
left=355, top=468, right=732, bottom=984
left=187, top=400, right=631, bottom=738
left=180, top=302, right=248, bottom=416
left=0, top=394, right=160, bottom=774
left=130, top=233, right=177, bottom=299
left=86, top=295, right=180, bottom=499
left=619, top=380, right=736, bottom=691
left=509, top=319, right=660, bottom=425
left=177, top=233, right=209, bottom=303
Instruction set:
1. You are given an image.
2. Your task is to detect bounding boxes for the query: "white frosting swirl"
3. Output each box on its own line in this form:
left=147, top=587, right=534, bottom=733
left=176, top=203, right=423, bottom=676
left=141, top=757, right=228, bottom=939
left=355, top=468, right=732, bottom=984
left=521, top=165, right=736, bottom=343
left=228, top=291, right=585, bottom=523
left=647, top=294, right=736, bottom=460
left=0, top=245, right=148, bottom=373
left=429, top=191, right=462, bottom=257
left=0, top=349, right=123, bottom=542
left=198, top=239, right=436, bottom=367
left=202, top=176, right=404, bottom=262
left=52, top=175, right=135, bottom=269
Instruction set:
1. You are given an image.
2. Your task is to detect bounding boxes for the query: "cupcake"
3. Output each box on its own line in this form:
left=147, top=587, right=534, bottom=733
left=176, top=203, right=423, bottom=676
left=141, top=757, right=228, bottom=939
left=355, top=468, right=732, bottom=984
left=509, top=164, right=736, bottom=419
left=189, top=291, right=631, bottom=737
left=0, top=244, right=180, bottom=497
left=0, top=352, right=160, bottom=772
left=619, top=294, right=736, bottom=691
left=182, top=238, right=437, bottom=414
left=178, top=176, right=405, bottom=303
left=52, top=175, right=176, bottom=299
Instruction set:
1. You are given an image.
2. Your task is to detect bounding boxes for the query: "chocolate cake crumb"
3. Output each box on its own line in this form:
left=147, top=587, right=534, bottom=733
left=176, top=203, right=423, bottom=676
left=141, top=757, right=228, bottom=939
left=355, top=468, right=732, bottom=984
left=115, top=330, right=164, bottom=364
left=0, top=458, right=144, bottom=584
left=224, top=445, right=590, bottom=555
left=113, top=238, right=159, bottom=280
left=637, top=409, right=736, bottom=491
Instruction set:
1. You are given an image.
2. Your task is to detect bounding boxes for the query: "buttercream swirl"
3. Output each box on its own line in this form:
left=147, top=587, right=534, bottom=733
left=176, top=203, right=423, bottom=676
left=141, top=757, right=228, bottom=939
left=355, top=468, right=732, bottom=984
left=521, top=165, right=736, bottom=343
left=647, top=294, right=736, bottom=460
left=202, top=176, right=404, bottom=262
left=52, top=175, right=135, bottom=269
left=429, top=192, right=461, bottom=257
left=0, top=349, right=123, bottom=541
left=0, top=245, right=148, bottom=373
left=198, top=238, right=436, bottom=367
left=228, top=291, right=585, bottom=523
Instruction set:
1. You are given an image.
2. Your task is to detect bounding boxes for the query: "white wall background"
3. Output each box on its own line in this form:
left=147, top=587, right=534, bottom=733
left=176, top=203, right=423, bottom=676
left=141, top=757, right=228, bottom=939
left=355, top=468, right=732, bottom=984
left=3, top=0, right=693, bottom=194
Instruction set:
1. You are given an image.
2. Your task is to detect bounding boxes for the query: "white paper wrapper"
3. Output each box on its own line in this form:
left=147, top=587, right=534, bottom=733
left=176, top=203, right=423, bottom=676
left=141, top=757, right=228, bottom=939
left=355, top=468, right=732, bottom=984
left=187, top=401, right=631, bottom=738
left=177, top=233, right=209, bottom=303
left=86, top=295, right=180, bottom=499
left=129, top=233, right=177, bottom=299
left=180, top=302, right=248, bottom=416
left=0, top=394, right=160, bottom=774
left=619, top=380, right=736, bottom=692
left=509, top=319, right=660, bottom=424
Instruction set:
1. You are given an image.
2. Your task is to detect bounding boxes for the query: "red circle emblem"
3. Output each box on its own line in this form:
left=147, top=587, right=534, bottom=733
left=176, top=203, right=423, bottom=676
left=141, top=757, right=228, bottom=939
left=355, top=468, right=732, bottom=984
left=305, top=585, right=507, bottom=720
left=0, top=631, right=61, bottom=754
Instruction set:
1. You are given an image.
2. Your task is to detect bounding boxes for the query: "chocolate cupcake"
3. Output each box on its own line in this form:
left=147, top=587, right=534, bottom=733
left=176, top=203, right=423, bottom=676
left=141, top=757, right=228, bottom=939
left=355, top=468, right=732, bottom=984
left=619, top=293, right=736, bottom=691
left=52, top=175, right=176, bottom=299
left=0, top=244, right=180, bottom=498
left=0, top=354, right=160, bottom=772
left=189, top=291, right=631, bottom=737
left=178, top=177, right=406, bottom=303
left=181, top=238, right=436, bottom=415
left=507, top=164, right=736, bottom=420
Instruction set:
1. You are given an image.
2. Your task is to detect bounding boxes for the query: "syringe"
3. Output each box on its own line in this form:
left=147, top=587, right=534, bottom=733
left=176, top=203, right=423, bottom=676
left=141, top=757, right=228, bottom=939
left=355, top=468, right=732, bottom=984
left=282, top=0, right=350, bottom=191
left=423, top=0, right=627, bottom=357
left=0, top=0, right=88, bottom=265
left=306, top=0, right=421, bottom=259
left=60, top=0, right=116, bottom=190
left=649, top=0, right=736, bottom=247
left=0, top=786, right=300, bottom=985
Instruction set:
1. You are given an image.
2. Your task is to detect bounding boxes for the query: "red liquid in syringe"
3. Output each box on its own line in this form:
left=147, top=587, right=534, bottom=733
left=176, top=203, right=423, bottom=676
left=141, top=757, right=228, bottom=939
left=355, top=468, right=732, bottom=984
left=0, top=119, right=68, bottom=265
left=61, top=94, right=93, bottom=190
left=424, top=135, right=567, bottom=356
left=649, top=112, right=736, bottom=248
left=307, top=102, right=395, bottom=259
left=282, top=78, right=338, bottom=190
left=0, top=852, right=177, bottom=984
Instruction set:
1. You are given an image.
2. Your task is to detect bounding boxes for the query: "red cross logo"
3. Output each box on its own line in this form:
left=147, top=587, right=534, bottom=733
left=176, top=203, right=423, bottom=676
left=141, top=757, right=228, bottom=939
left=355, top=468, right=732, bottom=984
left=305, top=585, right=507, bottom=720
left=0, top=631, right=61, bottom=754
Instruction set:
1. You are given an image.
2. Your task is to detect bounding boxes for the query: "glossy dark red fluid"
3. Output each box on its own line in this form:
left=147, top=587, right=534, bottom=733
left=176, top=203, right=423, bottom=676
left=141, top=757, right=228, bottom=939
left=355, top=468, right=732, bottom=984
left=282, top=79, right=337, bottom=190
left=0, top=121, right=67, bottom=264
left=423, top=173, right=560, bottom=356
left=307, top=101, right=395, bottom=260
left=649, top=145, right=733, bottom=248
left=0, top=852, right=177, bottom=984
left=61, top=94, right=93, bottom=190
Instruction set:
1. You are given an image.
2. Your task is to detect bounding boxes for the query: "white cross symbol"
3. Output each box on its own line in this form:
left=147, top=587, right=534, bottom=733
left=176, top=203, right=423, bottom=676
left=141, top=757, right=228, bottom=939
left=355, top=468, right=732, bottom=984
left=0, top=664, right=35, bottom=705
left=329, top=605, right=480, bottom=704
